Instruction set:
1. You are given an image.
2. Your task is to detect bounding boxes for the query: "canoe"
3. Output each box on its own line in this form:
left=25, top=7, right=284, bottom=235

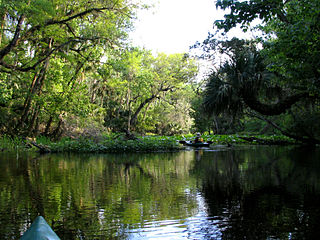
left=179, top=140, right=212, bottom=147
left=20, top=216, right=60, bottom=240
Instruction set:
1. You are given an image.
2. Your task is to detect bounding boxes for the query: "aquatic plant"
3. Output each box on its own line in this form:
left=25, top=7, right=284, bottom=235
left=0, top=133, right=296, bottom=153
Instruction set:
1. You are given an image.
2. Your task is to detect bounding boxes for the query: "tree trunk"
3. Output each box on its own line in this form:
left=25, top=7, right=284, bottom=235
left=129, top=95, right=157, bottom=128
left=127, top=88, right=131, bottom=132
left=52, top=118, right=63, bottom=140
left=27, top=104, right=40, bottom=136
left=44, top=116, right=53, bottom=136
left=0, top=11, right=6, bottom=46
left=16, top=61, right=49, bottom=133
left=15, top=39, right=52, bottom=134
left=0, top=14, right=25, bottom=61
left=19, top=71, right=40, bottom=126
left=213, top=115, right=220, bottom=134
left=142, top=102, right=151, bottom=124
left=260, top=122, right=272, bottom=134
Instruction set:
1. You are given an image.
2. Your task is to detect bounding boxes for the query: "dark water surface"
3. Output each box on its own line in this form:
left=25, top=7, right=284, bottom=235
left=1, top=146, right=320, bottom=239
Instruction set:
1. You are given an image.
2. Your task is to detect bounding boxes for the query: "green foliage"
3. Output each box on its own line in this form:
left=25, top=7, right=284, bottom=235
left=214, top=0, right=320, bottom=95
left=0, top=80, right=11, bottom=104
left=35, top=134, right=296, bottom=153
left=100, top=48, right=198, bottom=134
left=215, top=0, right=287, bottom=32
left=190, top=93, right=213, bottom=133
left=0, top=0, right=199, bottom=137
left=0, top=132, right=297, bottom=153
left=0, top=135, right=26, bottom=151
left=178, top=133, right=293, bottom=145
left=194, top=0, right=320, bottom=143
left=0, top=0, right=141, bottom=137
left=37, top=135, right=182, bottom=153
left=202, top=39, right=269, bottom=116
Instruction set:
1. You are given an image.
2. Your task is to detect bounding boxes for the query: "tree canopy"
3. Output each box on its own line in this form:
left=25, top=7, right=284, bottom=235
left=101, top=48, right=198, bottom=134
left=0, top=0, right=200, bottom=137
left=1, top=0, right=319, bottom=141
left=195, top=0, right=320, bottom=143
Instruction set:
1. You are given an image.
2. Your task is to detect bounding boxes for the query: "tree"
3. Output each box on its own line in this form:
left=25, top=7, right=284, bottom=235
left=0, top=0, right=140, bottom=136
left=100, top=48, right=198, bottom=134
left=148, top=85, right=195, bottom=135
left=128, top=52, right=198, bottom=132
left=196, top=0, right=320, bottom=143
left=216, top=0, right=320, bottom=92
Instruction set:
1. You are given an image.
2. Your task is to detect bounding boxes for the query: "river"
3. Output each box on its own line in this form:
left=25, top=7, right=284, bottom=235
left=1, top=145, right=320, bottom=239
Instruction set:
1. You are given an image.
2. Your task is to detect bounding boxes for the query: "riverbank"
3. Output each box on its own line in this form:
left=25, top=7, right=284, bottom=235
left=0, top=134, right=296, bottom=153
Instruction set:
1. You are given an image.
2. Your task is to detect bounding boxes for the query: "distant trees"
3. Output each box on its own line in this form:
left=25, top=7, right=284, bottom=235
left=98, top=48, right=198, bottom=134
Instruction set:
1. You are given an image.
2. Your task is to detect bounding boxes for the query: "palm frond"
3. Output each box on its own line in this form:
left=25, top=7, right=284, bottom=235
left=202, top=41, right=271, bottom=118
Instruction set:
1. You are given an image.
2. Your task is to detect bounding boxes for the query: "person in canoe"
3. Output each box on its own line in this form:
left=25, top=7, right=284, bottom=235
left=193, top=132, right=203, bottom=143
left=178, top=133, right=212, bottom=146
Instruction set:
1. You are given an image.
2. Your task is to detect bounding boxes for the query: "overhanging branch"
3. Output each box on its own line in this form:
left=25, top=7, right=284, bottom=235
left=0, top=6, right=120, bottom=62
left=0, top=39, right=78, bottom=72
left=242, top=91, right=309, bottom=116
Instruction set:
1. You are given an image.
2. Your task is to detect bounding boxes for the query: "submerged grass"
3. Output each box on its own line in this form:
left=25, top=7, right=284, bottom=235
left=0, top=133, right=295, bottom=153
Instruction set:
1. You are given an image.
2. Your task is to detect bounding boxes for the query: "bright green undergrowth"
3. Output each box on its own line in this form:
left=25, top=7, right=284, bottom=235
left=44, top=136, right=181, bottom=153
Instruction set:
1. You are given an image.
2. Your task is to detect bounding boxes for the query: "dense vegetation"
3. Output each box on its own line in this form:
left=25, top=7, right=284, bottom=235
left=0, top=0, right=198, bottom=139
left=0, top=0, right=319, bottom=150
left=193, top=0, right=320, bottom=144
left=0, top=134, right=294, bottom=153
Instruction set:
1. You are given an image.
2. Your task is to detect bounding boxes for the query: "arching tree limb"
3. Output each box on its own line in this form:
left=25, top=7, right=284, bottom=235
left=0, top=7, right=118, bottom=67
left=242, top=92, right=309, bottom=116
left=129, top=86, right=174, bottom=129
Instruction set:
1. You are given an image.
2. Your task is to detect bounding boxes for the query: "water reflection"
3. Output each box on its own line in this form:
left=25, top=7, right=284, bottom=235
left=0, top=146, right=320, bottom=239
left=195, top=146, right=320, bottom=239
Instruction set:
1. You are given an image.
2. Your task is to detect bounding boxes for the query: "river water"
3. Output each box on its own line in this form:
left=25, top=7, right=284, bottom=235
left=1, top=145, right=320, bottom=239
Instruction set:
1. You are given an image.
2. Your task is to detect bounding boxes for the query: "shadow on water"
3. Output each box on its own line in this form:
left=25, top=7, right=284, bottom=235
left=0, top=146, right=320, bottom=239
left=193, top=146, right=320, bottom=239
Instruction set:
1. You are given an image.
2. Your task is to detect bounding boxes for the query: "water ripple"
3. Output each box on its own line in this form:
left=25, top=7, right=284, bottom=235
left=127, top=216, right=224, bottom=239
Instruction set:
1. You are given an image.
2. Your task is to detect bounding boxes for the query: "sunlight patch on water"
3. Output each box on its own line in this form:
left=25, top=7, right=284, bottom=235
left=126, top=192, right=223, bottom=239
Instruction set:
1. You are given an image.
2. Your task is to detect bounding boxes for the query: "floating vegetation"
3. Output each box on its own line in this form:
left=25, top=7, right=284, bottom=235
left=0, top=134, right=296, bottom=153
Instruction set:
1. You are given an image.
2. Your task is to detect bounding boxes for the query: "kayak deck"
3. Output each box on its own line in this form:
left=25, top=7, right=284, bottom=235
left=20, top=216, right=60, bottom=240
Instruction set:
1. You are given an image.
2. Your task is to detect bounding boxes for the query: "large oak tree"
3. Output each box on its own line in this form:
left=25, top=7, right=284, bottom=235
left=0, top=0, right=139, bottom=136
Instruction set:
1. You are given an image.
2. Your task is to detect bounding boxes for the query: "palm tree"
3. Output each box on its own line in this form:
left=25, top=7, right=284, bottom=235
left=203, top=39, right=267, bottom=118
left=202, top=38, right=319, bottom=144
